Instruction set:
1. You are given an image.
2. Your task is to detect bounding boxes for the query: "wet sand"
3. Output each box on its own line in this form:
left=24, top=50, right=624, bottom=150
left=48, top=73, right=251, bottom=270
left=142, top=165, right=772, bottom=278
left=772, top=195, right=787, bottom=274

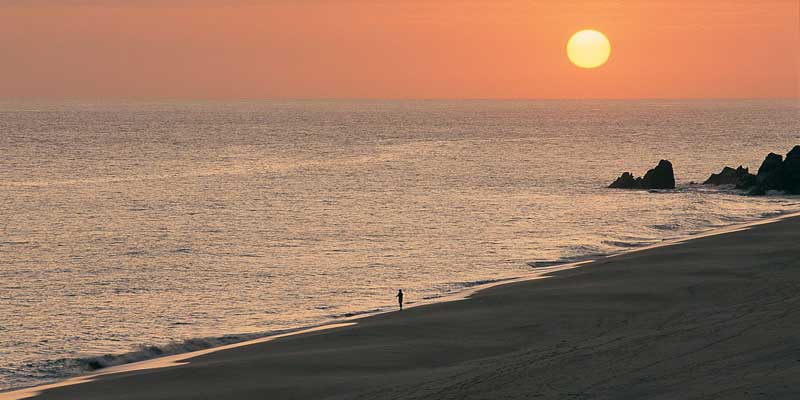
left=8, top=215, right=800, bottom=399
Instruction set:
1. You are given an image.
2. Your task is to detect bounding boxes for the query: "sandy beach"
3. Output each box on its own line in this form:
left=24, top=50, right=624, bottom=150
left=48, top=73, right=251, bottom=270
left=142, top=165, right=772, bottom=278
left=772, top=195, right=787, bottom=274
left=3, top=214, right=796, bottom=399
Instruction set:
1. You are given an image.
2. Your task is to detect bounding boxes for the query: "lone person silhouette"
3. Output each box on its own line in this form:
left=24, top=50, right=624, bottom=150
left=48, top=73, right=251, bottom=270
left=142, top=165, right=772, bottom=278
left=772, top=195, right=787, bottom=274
left=396, top=289, right=404, bottom=310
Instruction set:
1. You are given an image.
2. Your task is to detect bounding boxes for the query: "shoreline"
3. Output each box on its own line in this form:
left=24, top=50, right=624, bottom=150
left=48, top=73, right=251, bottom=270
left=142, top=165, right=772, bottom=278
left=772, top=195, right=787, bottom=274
left=3, top=208, right=800, bottom=399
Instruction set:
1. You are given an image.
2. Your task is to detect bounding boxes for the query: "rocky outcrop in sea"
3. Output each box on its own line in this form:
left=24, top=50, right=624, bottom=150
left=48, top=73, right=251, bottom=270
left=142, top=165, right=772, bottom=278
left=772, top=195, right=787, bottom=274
left=609, top=160, right=676, bottom=190
left=703, top=166, right=756, bottom=189
left=703, top=146, right=800, bottom=195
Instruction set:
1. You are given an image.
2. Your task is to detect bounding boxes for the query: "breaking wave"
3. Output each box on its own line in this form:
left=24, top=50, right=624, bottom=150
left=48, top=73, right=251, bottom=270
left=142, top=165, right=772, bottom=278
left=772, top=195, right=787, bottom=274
left=8, top=328, right=303, bottom=391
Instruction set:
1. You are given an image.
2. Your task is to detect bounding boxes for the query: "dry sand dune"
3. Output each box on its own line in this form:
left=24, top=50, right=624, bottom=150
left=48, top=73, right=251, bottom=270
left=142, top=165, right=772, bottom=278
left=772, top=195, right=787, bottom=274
left=11, top=216, right=800, bottom=399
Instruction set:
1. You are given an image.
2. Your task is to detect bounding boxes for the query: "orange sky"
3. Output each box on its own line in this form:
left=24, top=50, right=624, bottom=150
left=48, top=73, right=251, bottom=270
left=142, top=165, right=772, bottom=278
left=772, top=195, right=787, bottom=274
left=1, top=0, right=798, bottom=99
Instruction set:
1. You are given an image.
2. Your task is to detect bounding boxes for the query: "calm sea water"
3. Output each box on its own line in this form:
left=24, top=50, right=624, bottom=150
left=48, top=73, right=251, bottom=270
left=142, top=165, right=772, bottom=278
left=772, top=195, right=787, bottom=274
left=1, top=99, right=799, bottom=390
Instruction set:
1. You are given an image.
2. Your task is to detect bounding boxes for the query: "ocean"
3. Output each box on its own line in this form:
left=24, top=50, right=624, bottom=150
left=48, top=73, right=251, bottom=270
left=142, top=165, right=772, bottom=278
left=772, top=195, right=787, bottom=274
left=1, top=99, right=798, bottom=390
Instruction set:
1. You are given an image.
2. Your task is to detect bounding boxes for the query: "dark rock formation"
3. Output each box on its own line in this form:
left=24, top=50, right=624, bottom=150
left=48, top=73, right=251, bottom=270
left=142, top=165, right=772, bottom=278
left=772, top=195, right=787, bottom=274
left=703, top=165, right=756, bottom=188
left=641, top=160, right=676, bottom=189
left=740, top=146, right=800, bottom=195
left=785, top=146, right=800, bottom=194
left=609, top=160, right=676, bottom=190
left=608, top=172, right=639, bottom=189
left=756, top=153, right=783, bottom=182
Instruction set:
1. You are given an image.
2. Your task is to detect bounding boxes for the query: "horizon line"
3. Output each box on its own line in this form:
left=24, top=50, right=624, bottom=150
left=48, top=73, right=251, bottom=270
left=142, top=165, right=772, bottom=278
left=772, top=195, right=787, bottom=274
left=1, top=96, right=798, bottom=102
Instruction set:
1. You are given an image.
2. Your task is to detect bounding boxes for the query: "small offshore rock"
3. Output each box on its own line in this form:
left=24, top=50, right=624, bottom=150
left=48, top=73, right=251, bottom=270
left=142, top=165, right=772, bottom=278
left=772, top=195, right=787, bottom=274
left=609, top=160, right=675, bottom=190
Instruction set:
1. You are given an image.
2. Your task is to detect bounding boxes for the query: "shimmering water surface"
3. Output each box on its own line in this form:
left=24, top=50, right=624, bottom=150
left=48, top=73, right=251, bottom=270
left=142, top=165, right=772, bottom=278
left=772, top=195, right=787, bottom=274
left=1, top=99, right=798, bottom=390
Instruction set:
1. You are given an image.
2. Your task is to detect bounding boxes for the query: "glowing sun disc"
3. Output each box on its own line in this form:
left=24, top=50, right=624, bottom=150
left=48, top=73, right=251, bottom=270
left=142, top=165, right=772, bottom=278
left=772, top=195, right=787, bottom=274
left=567, top=30, right=611, bottom=69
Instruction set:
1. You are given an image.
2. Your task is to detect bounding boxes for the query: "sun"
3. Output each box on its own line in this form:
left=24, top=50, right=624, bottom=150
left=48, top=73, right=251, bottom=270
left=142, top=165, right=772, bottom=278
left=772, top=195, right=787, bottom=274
left=567, top=30, right=611, bottom=69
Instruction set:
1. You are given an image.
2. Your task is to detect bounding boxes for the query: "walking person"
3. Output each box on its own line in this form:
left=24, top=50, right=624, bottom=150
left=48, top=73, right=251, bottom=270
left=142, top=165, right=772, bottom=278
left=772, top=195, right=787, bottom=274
left=396, top=289, right=404, bottom=310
